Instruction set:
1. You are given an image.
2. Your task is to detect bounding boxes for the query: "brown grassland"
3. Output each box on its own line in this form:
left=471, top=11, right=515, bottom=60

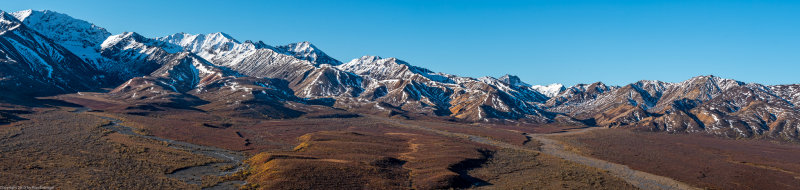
left=552, top=128, right=800, bottom=190
left=0, top=95, right=638, bottom=189
left=0, top=108, right=217, bottom=189
left=468, top=149, right=636, bottom=190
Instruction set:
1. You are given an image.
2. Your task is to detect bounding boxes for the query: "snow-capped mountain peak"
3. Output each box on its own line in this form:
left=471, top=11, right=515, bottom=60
left=498, top=74, right=531, bottom=87
left=0, top=10, right=23, bottom=32
left=101, top=32, right=136, bottom=49
left=340, top=55, right=428, bottom=72
left=10, top=9, right=111, bottom=56
left=0, top=10, right=104, bottom=94
left=157, top=32, right=241, bottom=53
left=99, top=31, right=184, bottom=65
left=338, top=55, right=453, bottom=83
left=339, top=56, right=409, bottom=76
left=157, top=32, right=343, bottom=67
left=243, top=40, right=272, bottom=49
left=275, top=41, right=342, bottom=66
left=277, top=41, right=316, bottom=54
left=681, top=75, right=744, bottom=90
left=531, top=83, right=565, bottom=97
left=101, top=32, right=177, bottom=52
left=6, top=9, right=115, bottom=70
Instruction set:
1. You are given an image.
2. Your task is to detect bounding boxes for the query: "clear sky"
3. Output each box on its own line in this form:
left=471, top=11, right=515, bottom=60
left=3, top=0, right=799, bottom=86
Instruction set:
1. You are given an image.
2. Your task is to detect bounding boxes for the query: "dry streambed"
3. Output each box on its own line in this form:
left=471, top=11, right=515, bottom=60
left=91, top=112, right=246, bottom=189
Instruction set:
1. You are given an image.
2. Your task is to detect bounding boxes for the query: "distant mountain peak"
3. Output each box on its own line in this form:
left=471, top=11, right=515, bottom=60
left=358, top=55, right=383, bottom=62
left=290, top=41, right=314, bottom=47
left=338, top=55, right=454, bottom=83
left=101, top=31, right=144, bottom=48
left=340, top=55, right=411, bottom=70
left=531, top=83, right=565, bottom=97
left=243, top=40, right=271, bottom=49
left=157, top=32, right=242, bottom=53
left=275, top=41, right=342, bottom=66
left=683, top=75, right=744, bottom=89
left=0, top=10, right=23, bottom=31
left=498, top=74, right=531, bottom=87
left=101, top=32, right=182, bottom=53
left=688, top=74, right=733, bottom=82
left=565, top=82, right=613, bottom=94
left=168, top=32, right=239, bottom=43
left=8, top=9, right=32, bottom=19
left=210, top=32, right=238, bottom=42
left=278, top=41, right=317, bottom=54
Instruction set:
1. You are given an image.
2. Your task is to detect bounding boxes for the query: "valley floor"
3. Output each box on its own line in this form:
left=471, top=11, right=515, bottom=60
left=0, top=105, right=631, bottom=189
left=0, top=108, right=216, bottom=189
left=2, top=104, right=798, bottom=189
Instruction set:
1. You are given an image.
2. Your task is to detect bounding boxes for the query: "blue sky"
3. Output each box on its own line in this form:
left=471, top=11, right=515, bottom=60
left=3, top=0, right=799, bottom=86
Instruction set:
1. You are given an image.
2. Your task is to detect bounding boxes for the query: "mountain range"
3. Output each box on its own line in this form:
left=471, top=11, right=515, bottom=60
left=1, top=9, right=798, bottom=142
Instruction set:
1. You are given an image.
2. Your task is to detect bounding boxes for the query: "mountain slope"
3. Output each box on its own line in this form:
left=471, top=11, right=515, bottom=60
left=11, top=9, right=111, bottom=65
left=336, top=57, right=553, bottom=122
left=0, top=10, right=102, bottom=97
left=275, top=41, right=343, bottom=66
left=7, top=10, right=180, bottom=85
left=109, top=51, right=307, bottom=119
left=156, top=33, right=364, bottom=98
left=546, top=75, right=800, bottom=141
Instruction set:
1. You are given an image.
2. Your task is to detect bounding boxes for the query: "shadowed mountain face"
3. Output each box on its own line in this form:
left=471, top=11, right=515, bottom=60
left=1, top=9, right=799, bottom=142
left=0, top=11, right=103, bottom=97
